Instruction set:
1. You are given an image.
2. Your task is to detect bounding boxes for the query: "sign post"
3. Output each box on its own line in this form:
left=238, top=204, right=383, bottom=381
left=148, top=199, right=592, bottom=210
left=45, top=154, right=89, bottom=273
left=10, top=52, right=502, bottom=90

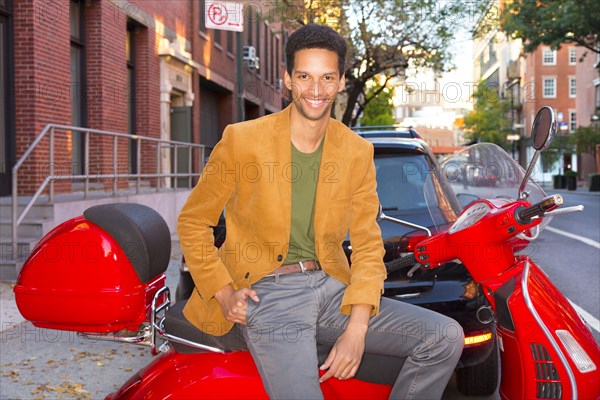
left=205, top=1, right=245, bottom=122
left=205, top=1, right=244, bottom=32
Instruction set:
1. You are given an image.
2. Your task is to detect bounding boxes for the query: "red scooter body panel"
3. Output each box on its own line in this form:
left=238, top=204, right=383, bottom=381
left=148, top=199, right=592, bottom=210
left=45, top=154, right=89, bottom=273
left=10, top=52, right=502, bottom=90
left=488, top=260, right=600, bottom=400
left=14, top=216, right=163, bottom=332
left=106, top=350, right=392, bottom=400
left=416, top=199, right=539, bottom=283
left=417, top=198, right=600, bottom=400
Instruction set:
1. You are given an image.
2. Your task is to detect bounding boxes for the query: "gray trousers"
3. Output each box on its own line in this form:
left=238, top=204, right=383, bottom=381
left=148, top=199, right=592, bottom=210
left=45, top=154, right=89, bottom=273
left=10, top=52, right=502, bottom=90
left=228, top=270, right=464, bottom=399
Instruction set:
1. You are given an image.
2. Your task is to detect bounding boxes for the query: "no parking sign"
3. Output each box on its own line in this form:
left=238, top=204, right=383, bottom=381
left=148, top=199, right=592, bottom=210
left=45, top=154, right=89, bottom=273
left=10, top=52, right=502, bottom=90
left=205, top=1, right=244, bottom=32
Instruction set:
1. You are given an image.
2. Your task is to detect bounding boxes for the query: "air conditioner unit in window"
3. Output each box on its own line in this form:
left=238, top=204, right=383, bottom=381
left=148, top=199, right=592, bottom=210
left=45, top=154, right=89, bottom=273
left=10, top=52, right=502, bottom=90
left=243, top=46, right=256, bottom=61
left=248, top=57, right=260, bottom=70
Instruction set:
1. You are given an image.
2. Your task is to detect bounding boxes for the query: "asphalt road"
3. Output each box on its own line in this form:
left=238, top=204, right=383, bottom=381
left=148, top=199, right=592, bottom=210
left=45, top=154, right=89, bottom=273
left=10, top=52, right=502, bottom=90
left=1, top=190, right=597, bottom=400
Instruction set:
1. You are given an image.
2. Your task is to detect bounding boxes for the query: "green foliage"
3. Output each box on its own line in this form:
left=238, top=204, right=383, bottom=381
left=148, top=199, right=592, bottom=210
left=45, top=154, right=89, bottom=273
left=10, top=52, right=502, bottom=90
left=463, top=83, right=511, bottom=148
left=358, top=81, right=396, bottom=126
left=541, top=138, right=566, bottom=173
left=571, top=125, right=600, bottom=156
left=501, top=0, right=600, bottom=56
left=272, top=0, right=489, bottom=125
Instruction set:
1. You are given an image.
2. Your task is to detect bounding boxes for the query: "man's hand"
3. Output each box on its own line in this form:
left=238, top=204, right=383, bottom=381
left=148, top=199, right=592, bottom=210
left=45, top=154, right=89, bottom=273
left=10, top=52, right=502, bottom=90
left=214, top=284, right=260, bottom=325
left=319, top=304, right=372, bottom=382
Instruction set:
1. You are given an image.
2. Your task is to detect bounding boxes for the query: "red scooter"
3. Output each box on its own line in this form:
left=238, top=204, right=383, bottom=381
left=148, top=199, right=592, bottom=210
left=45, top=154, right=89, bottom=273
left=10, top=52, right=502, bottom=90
left=401, top=106, right=599, bottom=399
left=13, top=107, right=600, bottom=399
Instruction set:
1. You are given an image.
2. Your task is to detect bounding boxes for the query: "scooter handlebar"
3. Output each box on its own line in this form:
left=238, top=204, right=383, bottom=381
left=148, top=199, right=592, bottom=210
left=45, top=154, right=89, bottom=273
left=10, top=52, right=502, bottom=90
left=515, top=194, right=563, bottom=224
left=384, top=254, right=417, bottom=275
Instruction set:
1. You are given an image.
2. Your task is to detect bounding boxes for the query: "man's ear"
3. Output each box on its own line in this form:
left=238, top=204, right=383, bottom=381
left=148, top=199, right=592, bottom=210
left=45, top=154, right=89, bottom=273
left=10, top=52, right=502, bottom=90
left=337, top=74, right=346, bottom=92
left=284, top=70, right=292, bottom=91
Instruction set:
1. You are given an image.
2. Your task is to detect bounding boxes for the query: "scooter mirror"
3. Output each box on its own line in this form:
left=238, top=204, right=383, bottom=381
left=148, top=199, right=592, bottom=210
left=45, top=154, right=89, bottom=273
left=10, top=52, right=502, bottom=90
left=519, top=106, right=557, bottom=199
left=531, top=106, right=557, bottom=151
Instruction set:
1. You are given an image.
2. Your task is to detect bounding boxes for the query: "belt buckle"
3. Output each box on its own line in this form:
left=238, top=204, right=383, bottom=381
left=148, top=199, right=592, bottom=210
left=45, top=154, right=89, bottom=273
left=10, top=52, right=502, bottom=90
left=299, top=261, right=306, bottom=273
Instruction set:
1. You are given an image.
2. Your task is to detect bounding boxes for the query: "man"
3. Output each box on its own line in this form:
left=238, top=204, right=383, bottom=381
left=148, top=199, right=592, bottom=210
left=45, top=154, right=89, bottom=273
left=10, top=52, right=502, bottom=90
left=178, top=24, right=463, bottom=399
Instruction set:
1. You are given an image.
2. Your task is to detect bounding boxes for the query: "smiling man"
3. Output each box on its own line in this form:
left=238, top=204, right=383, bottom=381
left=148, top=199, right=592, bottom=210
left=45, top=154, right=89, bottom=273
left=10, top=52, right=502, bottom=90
left=178, top=24, right=464, bottom=399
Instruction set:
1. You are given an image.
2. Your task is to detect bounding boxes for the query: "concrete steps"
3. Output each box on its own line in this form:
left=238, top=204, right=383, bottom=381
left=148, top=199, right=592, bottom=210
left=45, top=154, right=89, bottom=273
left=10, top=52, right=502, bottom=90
left=0, top=188, right=190, bottom=282
left=0, top=199, right=54, bottom=281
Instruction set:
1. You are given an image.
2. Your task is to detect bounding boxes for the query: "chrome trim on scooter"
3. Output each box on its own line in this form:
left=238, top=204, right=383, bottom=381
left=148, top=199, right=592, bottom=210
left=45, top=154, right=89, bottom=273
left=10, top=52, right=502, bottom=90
left=158, top=331, right=226, bottom=354
left=522, top=261, right=578, bottom=399
left=78, top=327, right=150, bottom=345
left=150, top=286, right=171, bottom=354
left=149, top=286, right=226, bottom=354
left=531, top=205, right=584, bottom=219
left=378, top=212, right=432, bottom=237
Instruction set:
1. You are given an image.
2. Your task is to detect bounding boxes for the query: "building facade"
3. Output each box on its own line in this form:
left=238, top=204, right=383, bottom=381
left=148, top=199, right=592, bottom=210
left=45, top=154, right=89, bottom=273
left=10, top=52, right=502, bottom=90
left=0, top=0, right=288, bottom=197
left=521, top=44, right=578, bottom=179
left=574, top=47, right=600, bottom=179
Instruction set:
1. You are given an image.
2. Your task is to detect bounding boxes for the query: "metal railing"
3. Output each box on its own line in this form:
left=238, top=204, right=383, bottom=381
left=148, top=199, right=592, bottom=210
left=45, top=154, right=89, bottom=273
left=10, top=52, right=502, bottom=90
left=11, top=124, right=205, bottom=259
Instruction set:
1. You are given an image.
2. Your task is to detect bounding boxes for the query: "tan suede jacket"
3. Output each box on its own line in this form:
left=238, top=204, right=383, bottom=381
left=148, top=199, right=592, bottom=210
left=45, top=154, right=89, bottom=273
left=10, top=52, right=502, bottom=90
left=178, top=105, right=386, bottom=335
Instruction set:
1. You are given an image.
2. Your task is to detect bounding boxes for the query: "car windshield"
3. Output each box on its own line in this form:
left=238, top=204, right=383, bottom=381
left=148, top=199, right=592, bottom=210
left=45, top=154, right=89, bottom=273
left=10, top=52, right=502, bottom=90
left=374, top=153, right=429, bottom=214
left=374, top=151, right=461, bottom=235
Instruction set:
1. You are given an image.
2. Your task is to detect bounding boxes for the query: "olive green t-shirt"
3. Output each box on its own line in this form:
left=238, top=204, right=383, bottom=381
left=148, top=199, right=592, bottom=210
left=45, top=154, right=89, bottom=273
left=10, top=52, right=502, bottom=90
left=284, top=140, right=324, bottom=263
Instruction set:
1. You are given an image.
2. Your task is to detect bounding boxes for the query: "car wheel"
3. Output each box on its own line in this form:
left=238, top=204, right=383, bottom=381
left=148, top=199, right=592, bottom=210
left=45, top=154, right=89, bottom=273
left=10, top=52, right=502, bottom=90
left=456, top=340, right=499, bottom=396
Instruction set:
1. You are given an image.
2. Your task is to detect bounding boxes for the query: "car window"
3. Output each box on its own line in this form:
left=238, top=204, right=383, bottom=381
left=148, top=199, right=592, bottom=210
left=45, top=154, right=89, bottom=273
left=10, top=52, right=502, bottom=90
left=374, top=154, right=429, bottom=213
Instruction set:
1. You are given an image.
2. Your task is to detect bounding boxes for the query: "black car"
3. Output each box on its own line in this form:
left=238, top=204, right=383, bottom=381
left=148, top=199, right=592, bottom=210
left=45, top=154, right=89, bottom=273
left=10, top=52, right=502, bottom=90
left=177, top=131, right=498, bottom=397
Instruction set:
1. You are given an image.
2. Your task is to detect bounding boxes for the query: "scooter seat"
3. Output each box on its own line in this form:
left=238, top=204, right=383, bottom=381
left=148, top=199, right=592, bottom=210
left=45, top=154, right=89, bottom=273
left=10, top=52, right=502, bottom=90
left=164, top=301, right=404, bottom=386
left=83, top=203, right=171, bottom=283
left=164, top=300, right=248, bottom=354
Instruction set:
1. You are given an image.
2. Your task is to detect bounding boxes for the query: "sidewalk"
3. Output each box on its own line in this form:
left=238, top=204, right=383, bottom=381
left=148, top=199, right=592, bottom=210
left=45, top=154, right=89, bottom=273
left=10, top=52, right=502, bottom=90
left=552, top=188, right=600, bottom=196
left=0, top=280, right=22, bottom=333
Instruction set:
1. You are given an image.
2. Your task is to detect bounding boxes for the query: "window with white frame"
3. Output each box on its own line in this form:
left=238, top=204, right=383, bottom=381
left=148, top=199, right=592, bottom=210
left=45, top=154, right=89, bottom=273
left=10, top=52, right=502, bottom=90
left=595, top=84, right=600, bottom=109
left=569, top=77, right=576, bottom=97
left=543, top=77, right=556, bottom=98
left=569, top=111, right=576, bottom=133
left=542, top=48, right=556, bottom=65
left=569, top=47, right=577, bottom=64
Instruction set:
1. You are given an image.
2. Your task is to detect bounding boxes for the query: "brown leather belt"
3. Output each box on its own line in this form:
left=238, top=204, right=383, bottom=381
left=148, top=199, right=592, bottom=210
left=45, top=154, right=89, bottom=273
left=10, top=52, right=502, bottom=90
left=267, top=260, right=321, bottom=277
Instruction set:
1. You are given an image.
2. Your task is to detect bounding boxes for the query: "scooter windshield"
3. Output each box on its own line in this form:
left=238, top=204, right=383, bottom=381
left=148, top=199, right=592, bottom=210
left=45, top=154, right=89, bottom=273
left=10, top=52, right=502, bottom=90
left=424, top=143, right=548, bottom=232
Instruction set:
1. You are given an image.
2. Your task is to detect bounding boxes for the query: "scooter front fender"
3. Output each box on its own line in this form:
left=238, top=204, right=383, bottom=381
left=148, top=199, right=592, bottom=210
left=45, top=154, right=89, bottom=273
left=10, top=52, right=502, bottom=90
left=494, top=259, right=600, bottom=400
left=107, top=349, right=392, bottom=400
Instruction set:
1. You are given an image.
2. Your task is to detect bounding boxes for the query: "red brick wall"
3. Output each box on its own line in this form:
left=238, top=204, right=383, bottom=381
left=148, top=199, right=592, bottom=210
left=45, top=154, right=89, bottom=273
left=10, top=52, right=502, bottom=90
left=522, top=45, right=576, bottom=137
left=12, top=0, right=288, bottom=194
left=86, top=0, right=129, bottom=189
left=133, top=26, right=161, bottom=182
left=12, top=0, right=188, bottom=194
left=192, top=0, right=287, bottom=149
left=13, top=0, right=71, bottom=194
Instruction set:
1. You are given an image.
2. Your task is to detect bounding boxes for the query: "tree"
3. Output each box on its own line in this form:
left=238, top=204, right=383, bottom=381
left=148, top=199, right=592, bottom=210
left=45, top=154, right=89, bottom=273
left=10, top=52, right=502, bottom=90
left=501, top=0, right=600, bottom=57
left=358, top=81, right=396, bottom=126
left=463, top=83, right=511, bottom=148
left=273, top=0, right=488, bottom=126
left=571, top=125, right=600, bottom=172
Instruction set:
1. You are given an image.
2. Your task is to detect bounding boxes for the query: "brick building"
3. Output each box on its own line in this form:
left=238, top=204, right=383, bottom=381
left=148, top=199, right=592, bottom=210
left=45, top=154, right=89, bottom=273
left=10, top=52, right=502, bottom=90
left=574, top=47, right=600, bottom=179
left=521, top=44, right=578, bottom=177
left=0, top=0, right=289, bottom=278
left=1, top=0, right=288, bottom=197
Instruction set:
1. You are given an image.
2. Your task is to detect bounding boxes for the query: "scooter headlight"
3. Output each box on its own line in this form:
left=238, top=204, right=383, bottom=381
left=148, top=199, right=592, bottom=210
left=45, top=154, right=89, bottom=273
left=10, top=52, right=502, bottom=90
left=556, top=330, right=597, bottom=373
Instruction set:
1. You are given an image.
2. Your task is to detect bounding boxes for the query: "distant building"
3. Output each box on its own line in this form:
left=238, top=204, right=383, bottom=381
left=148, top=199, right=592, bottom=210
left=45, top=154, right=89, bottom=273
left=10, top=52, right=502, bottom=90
left=472, top=1, right=524, bottom=162
left=521, top=44, right=578, bottom=179
left=574, top=47, right=600, bottom=180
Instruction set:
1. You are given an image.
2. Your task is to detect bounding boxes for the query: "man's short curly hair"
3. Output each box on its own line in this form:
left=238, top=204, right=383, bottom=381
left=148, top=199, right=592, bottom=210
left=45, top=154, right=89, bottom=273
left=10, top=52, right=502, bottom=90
left=285, top=24, right=347, bottom=76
